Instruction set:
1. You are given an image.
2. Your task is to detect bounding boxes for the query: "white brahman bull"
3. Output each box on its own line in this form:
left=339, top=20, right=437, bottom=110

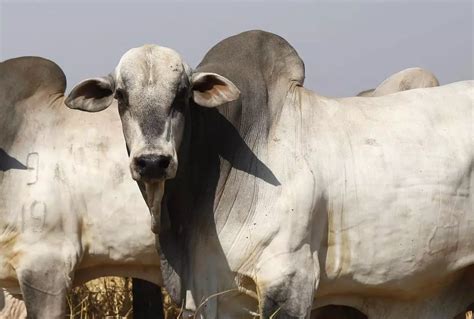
left=66, top=30, right=473, bottom=319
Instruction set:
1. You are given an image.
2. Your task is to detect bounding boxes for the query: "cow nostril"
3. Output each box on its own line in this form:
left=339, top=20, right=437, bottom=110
left=136, top=158, right=147, bottom=169
left=158, top=156, right=171, bottom=169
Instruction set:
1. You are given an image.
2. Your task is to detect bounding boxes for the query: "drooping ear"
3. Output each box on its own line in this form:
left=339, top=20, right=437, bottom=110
left=191, top=72, right=240, bottom=108
left=65, top=76, right=115, bottom=112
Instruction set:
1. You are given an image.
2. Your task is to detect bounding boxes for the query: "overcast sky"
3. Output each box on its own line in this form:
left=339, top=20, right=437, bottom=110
left=1, top=0, right=472, bottom=96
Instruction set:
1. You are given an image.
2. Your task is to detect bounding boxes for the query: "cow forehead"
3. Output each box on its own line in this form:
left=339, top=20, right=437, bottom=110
left=115, top=45, right=186, bottom=93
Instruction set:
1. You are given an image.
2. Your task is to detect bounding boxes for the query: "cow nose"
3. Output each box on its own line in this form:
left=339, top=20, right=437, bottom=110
left=159, top=156, right=171, bottom=169
left=135, top=154, right=172, bottom=179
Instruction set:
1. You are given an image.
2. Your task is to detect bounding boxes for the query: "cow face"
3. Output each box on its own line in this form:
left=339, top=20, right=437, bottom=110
left=66, top=45, right=240, bottom=184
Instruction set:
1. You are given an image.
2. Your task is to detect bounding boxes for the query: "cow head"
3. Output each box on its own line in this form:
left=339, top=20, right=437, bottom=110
left=66, top=45, right=239, bottom=231
left=66, top=45, right=240, bottom=184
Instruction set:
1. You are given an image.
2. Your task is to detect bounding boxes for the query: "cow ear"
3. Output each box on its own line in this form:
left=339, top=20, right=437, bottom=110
left=191, top=72, right=240, bottom=108
left=65, top=76, right=115, bottom=112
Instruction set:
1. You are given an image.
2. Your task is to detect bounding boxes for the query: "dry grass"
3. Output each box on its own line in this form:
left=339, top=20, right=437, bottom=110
left=66, top=277, right=133, bottom=319
left=66, top=277, right=180, bottom=319
left=162, top=290, right=182, bottom=319
left=64, top=277, right=473, bottom=319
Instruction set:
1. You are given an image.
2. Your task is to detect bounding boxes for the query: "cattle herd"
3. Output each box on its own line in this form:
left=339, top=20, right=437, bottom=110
left=0, top=30, right=473, bottom=319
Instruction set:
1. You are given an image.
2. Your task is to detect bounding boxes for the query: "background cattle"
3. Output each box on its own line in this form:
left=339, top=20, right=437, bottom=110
left=0, top=57, right=162, bottom=318
left=357, top=67, right=439, bottom=97
left=67, top=30, right=473, bottom=319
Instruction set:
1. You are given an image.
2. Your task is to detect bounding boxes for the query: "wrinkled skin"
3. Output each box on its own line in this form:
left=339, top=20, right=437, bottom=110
left=67, top=30, right=474, bottom=319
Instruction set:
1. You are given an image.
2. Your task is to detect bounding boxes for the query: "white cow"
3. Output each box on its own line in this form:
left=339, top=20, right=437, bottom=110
left=66, top=30, right=474, bottom=319
left=0, top=57, right=161, bottom=318
left=357, top=67, right=439, bottom=97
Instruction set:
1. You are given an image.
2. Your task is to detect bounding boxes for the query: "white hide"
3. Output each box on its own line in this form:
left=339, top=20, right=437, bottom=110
left=185, top=81, right=474, bottom=318
left=254, top=81, right=473, bottom=318
left=0, top=89, right=160, bottom=316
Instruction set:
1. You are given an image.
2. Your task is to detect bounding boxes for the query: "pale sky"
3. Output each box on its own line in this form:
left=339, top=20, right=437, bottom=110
left=1, top=0, right=472, bottom=96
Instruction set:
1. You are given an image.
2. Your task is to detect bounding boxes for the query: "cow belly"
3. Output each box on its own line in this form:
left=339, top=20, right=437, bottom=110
left=73, top=265, right=161, bottom=286
left=314, top=275, right=473, bottom=319
left=317, top=179, right=473, bottom=299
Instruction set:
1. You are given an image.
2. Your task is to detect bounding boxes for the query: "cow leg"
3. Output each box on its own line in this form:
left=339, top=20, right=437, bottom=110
left=132, top=278, right=165, bottom=319
left=311, top=305, right=367, bottom=319
left=257, top=246, right=318, bottom=319
left=17, top=254, right=71, bottom=319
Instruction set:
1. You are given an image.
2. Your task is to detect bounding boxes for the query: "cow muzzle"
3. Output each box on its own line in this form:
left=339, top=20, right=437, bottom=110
left=131, top=153, right=177, bottom=182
